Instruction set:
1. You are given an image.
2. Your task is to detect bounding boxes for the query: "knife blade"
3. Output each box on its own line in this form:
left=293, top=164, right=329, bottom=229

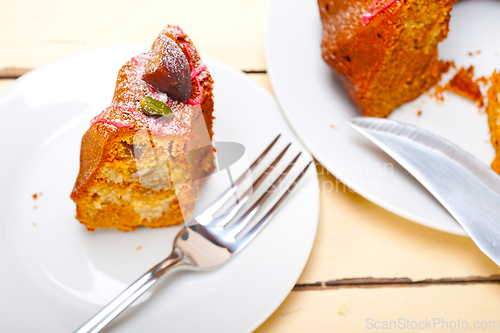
left=348, top=117, right=500, bottom=266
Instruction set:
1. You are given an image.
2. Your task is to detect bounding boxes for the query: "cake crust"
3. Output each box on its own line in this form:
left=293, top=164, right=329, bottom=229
left=487, top=71, right=500, bottom=174
left=319, top=0, right=456, bottom=117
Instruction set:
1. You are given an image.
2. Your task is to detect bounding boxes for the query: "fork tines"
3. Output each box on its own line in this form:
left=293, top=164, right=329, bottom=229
left=198, top=134, right=312, bottom=252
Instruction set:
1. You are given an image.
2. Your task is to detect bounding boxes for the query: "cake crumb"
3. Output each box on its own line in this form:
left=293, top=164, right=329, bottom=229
left=417, top=110, right=422, bottom=116
left=33, top=206, right=37, bottom=209
left=32, top=194, right=38, bottom=199
left=444, top=66, right=484, bottom=107
left=468, top=52, right=473, bottom=56
left=136, top=246, right=142, bottom=250
left=338, top=303, right=349, bottom=317
left=32, top=222, right=37, bottom=226
left=477, top=77, right=488, bottom=85
left=433, top=84, right=445, bottom=101
left=330, top=124, right=335, bottom=129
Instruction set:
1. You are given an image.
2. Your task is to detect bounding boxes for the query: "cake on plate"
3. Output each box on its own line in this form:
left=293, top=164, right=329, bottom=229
left=71, top=25, right=215, bottom=232
left=318, top=0, right=456, bottom=118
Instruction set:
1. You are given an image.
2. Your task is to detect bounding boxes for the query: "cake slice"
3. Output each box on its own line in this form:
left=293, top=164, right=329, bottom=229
left=70, top=25, right=215, bottom=232
left=319, top=0, right=456, bottom=117
left=487, top=71, right=500, bottom=174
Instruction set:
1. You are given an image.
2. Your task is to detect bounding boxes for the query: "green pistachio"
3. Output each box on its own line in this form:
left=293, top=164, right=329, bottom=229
left=140, top=96, right=173, bottom=119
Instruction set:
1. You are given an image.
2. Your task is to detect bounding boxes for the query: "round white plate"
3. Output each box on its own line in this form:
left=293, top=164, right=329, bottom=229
left=266, top=0, right=500, bottom=236
left=0, top=46, right=319, bottom=332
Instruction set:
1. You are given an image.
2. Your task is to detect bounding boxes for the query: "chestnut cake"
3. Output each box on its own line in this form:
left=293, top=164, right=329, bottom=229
left=319, top=0, right=456, bottom=118
left=71, top=25, right=215, bottom=232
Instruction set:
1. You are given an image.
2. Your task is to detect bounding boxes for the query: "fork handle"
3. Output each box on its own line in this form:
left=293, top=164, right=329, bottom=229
left=74, top=247, right=185, bottom=333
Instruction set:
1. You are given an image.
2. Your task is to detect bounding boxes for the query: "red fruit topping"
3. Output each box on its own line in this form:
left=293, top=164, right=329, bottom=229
left=142, top=37, right=192, bottom=101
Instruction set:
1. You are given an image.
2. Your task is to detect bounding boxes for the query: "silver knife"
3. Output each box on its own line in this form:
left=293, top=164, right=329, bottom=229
left=348, top=117, right=500, bottom=266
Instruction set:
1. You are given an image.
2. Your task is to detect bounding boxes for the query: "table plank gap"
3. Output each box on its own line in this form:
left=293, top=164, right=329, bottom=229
left=294, top=275, right=500, bottom=291
left=256, top=284, right=500, bottom=332
left=242, top=70, right=267, bottom=74
left=0, top=68, right=31, bottom=79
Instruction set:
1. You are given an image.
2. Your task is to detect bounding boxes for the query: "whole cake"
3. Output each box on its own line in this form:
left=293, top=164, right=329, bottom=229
left=319, top=0, right=456, bottom=118
left=71, top=25, right=215, bottom=232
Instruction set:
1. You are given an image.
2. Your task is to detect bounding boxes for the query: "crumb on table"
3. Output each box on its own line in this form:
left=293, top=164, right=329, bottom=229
left=136, top=246, right=142, bottom=250
left=338, top=303, right=349, bottom=317
left=417, top=110, right=422, bottom=116
left=32, top=194, right=37, bottom=199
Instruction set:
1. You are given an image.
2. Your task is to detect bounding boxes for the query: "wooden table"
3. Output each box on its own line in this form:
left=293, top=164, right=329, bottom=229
left=3, top=0, right=500, bottom=331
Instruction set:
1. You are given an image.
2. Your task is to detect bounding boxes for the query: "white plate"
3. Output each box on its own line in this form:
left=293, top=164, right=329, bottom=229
left=266, top=0, right=500, bottom=236
left=0, top=46, right=319, bottom=332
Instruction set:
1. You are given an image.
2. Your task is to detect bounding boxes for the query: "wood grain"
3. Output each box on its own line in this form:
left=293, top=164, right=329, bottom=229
left=294, top=275, right=500, bottom=291
left=247, top=73, right=273, bottom=93
left=0, top=79, right=15, bottom=92
left=296, top=170, right=500, bottom=283
left=256, top=284, right=500, bottom=332
left=0, top=0, right=267, bottom=70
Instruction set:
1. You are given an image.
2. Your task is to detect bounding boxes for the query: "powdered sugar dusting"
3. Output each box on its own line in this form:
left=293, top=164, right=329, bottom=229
left=131, top=56, right=140, bottom=68
left=90, top=25, right=210, bottom=135
left=188, top=74, right=203, bottom=106
left=160, top=34, right=191, bottom=94
left=91, top=104, right=190, bottom=135
left=183, top=42, right=205, bottom=106
left=90, top=116, right=133, bottom=129
left=192, top=64, right=208, bottom=79
left=176, top=26, right=185, bottom=37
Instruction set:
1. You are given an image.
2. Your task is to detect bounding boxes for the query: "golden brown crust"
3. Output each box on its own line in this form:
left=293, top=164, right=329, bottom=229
left=319, top=0, right=456, bottom=117
left=487, top=71, right=500, bottom=174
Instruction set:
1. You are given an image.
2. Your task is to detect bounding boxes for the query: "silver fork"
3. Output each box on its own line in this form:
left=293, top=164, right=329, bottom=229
left=75, top=135, right=312, bottom=333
